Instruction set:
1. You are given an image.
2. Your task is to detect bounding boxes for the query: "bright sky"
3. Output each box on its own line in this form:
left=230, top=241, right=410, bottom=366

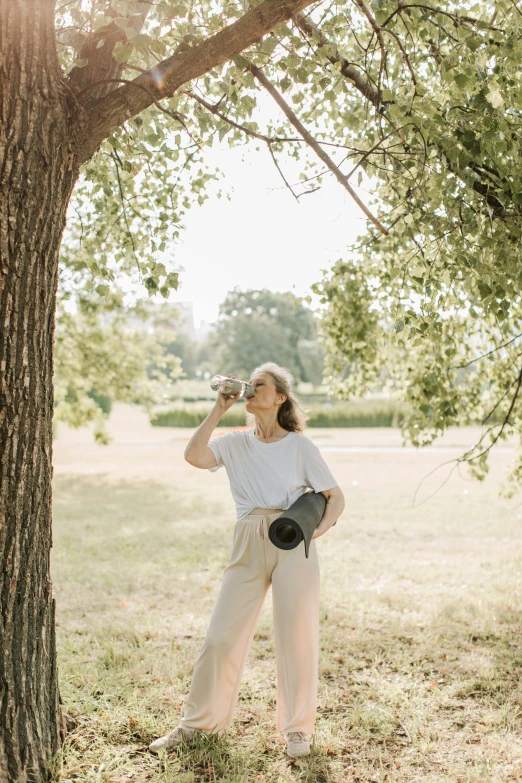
left=168, top=141, right=376, bottom=329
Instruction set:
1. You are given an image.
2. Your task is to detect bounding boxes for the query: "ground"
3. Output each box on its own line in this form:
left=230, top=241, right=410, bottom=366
left=52, top=405, right=522, bottom=782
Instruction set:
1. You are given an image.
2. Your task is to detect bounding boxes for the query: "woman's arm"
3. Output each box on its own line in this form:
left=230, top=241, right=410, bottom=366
left=184, top=405, right=224, bottom=469
left=184, top=375, right=241, bottom=468
left=312, top=486, right=345, bottom=539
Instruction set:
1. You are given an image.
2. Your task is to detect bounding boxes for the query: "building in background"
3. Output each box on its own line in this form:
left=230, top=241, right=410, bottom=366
left=152, top=301, right=195, bottom=339
left=153, top=301, right=212, bottom=342
left=194, top=318, right=212, bottom=342
left=133, top=301, right=212, bottom=342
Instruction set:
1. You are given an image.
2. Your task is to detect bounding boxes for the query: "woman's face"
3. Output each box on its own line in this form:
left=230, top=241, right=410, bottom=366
left=245, top=372, right=286, bottom=412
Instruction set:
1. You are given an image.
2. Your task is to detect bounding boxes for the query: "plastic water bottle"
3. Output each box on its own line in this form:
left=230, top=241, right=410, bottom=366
left=210, top=375, right=255, bottom=399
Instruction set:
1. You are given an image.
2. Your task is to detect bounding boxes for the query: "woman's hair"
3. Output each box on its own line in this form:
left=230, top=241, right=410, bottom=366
left=246, top=362, right=310, bottom=433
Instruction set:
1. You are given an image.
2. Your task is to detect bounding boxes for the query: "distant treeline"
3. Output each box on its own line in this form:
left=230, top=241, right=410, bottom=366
left=150, top=400, right=410, bottom=428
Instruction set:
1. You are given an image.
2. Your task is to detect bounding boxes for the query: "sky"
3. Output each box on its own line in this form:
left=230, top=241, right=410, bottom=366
left=166, top=141, right=376, bottom=329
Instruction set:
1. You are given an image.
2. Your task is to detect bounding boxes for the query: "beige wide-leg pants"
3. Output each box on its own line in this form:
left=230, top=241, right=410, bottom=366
left=178, top=510, right=320, bottom=738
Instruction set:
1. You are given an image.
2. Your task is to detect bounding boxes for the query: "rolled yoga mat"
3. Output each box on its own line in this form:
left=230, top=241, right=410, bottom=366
left=268, top=491, right=328, bottom=559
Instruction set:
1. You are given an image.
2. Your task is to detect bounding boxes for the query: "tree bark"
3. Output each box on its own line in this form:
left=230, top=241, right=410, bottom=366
left=0, top=1, right=80, bottom=780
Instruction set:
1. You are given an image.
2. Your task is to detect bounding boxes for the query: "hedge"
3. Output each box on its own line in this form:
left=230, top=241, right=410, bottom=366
left=150, top=400, right=409, bottom=428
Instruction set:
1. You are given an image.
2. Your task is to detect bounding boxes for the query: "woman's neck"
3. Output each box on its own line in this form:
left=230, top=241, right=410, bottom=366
left=254, top=413, right=287, bottom=441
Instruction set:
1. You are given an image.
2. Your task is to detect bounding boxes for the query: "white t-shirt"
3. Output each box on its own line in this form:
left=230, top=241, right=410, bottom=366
left=207, top=428, right=338, bottom=521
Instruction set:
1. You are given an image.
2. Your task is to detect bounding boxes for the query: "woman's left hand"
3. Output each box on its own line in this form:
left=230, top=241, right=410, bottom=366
left=311, top=487, right=345, bottom=539
left=311, top=522, right=332, bottom=540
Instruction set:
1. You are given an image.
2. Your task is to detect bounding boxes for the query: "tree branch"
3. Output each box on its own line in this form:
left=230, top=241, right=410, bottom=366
left=182, top=90, right=278, bottom=143
left=293, top=12, right=381, bottom=106
left=243, top=59, right=388, bottom=235
left=77, top=77, right=186, bottom=123
left=78, top=0, right=318, bottom=165
left=110, top=151, right=142, bottom=277
left=466, top=366, right=522, bottom=461
left=268, top=145, right=301, bottom=201
left=380, top=4, right=505, bottom=32
left=452, top=331, right=522, bottom=370
left=481, top=355, right=522, bottom=425
left=68, top=2, right=150, bottom=101
left=352, top=0, right=387, bottom=97
left=183, top=89, right=362, bottom=151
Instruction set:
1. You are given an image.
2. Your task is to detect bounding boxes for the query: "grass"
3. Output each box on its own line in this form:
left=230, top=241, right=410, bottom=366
left=52, top=405, right=522, bottom=782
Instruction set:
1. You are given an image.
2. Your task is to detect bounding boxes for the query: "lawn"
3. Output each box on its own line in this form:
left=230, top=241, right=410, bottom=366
left=52, top=405, right=522, bottom=782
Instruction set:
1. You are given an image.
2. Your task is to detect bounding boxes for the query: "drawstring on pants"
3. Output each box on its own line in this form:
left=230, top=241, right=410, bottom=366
left=245, top=516, right=272, bottom=540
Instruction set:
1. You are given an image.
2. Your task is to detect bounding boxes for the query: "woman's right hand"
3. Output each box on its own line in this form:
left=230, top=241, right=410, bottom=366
left=214, top=375, right=241, bottom=414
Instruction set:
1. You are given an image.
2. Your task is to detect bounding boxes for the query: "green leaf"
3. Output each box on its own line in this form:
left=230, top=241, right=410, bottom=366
left=454, top=73, right=469, bottom=89
left=466, top=37, right=481, bottom=51
left=113, top=43, right=133, bottom=63
left=219, top=125, right=231, bottom=141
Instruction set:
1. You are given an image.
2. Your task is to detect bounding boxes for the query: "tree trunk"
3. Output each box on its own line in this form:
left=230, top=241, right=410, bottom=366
left=0, top=2, right=80, bottom=780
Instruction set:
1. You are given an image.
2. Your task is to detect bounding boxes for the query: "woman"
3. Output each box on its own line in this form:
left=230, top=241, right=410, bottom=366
left=149, top=362, right=345, bottom=758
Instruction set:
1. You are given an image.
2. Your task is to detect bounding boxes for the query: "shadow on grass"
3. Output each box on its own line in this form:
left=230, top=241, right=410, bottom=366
left=53, top=473, right=231, bottom=529
left=52, top=474, right=235, bottom=579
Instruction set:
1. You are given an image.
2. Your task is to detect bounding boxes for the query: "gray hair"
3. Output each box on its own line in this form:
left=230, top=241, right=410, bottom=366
left=246, top=361, right=310, bottom=433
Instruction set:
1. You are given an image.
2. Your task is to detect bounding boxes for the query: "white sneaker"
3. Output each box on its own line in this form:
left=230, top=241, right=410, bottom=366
left=148, top=725, right=198, bottom=754
left=285, top=731, right=310, bottom=758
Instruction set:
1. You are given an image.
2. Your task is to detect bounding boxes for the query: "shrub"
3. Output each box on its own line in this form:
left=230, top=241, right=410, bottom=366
left=150, top=400, right=409, bottom=428
left=151, top=406, right=247, bottom=428
left=307, top=401, right=408, bottom=427
left=87, top=390, right=113, bottom=416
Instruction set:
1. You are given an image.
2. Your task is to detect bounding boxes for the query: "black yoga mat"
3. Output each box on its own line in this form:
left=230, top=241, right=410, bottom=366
left=268, top=491, right=327, bottom=559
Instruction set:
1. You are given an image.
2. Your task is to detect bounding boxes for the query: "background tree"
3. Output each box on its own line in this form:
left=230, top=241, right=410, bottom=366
left=297, top=338, right=326, bottom=388
left=54, top=297, right=182, bottom=443
left=210, top=288, right=318, bottom=382
left=194, top=334, right=217, bottom=380
left=160, top=330, right=199, bottom=379
left=146, top=301, right=201, bottom=380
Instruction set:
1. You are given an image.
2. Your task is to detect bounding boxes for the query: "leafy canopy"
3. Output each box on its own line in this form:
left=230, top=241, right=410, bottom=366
left=55, top=0, right=522, bottom=488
